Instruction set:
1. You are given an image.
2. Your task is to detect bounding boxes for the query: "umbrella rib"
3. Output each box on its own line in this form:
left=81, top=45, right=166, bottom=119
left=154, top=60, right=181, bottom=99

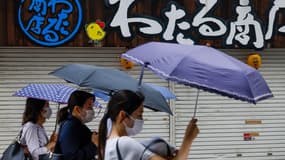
left=242, top=71, right=273, bottom=102
left=123, top=54, right=186, bottom=79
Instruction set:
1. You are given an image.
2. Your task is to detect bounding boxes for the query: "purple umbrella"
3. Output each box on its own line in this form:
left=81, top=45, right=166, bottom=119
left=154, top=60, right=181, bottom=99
left=122, top=42, right=273, bottom=117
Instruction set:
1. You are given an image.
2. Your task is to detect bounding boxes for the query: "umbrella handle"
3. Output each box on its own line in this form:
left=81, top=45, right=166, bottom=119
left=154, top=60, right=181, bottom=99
left=193, top=89, right=200, bottom=119
left=138, top=62, right=149, bottom=86
left=54, top=103, right=60, bottom=133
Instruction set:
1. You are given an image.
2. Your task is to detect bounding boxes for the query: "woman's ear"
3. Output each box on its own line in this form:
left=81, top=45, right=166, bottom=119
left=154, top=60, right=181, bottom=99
left=39, top=109, right=45, bottom=118
left=117, top=110, right=127, bottom=123
left=73, top=105, right=81, bottom=114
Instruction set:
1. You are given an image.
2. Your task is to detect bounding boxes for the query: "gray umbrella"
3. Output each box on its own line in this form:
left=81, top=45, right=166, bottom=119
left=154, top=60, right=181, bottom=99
left=49, top=63, right=172, bottom=115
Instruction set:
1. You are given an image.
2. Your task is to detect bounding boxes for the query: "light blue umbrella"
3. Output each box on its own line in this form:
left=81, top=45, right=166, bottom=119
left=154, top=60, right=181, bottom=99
left=94, top=83, right=176, bottom=102
left=49, top=64, right=173, bottom=115
left=147, top=84, right=176, bottom=100
left=122, top=42, right=273, bottom=117
left=94, top=90, right=110, bottom=102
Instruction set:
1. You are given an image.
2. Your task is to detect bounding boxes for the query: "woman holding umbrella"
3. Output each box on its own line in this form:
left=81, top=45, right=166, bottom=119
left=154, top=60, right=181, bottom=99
left=20, top=98, right=57, bottom=160
left=98, top=90, right=199, bottom=160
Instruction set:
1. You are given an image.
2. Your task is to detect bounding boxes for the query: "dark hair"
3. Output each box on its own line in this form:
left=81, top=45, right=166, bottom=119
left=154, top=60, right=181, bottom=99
left=57, top=90, right=95, bottom=124
left=98, top=90, right=145, bottom=160
left=22, top=98, right=47, bottom=125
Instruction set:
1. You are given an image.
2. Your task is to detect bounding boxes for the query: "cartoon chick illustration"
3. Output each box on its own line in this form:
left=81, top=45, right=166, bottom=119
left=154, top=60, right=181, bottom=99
left=85, top=20, right=106, bottom=44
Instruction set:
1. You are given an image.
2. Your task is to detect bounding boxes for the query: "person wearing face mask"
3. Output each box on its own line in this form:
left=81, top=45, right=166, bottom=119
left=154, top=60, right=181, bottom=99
left=98, top=90, right=199, bottom=160
left=20, top=98, right=57, bottom=160
left=54, top=90, right=98, bottom=160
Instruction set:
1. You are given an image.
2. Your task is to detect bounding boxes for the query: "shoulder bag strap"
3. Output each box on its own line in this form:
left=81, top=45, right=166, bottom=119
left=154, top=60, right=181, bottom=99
left=19, top=126, right=31, bottom=158
left=116, top=139, right=123, bottom=160
left=37, top=126, right=48, bottom=147
left=37, top=127, right=43, bottom=147
left=140, top=139, right=170, bottom=160
left=16, top=129, right=23, bottom=142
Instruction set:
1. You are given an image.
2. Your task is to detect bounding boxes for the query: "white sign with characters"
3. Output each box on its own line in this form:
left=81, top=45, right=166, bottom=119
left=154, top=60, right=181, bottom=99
left=106, top=0, right=285, bottom=49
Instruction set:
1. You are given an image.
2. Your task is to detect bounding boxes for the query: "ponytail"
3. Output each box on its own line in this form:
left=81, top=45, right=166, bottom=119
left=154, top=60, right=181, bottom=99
left=57, top=106, right=69, bottom=124
left=98, top=114, right=109, bottom=160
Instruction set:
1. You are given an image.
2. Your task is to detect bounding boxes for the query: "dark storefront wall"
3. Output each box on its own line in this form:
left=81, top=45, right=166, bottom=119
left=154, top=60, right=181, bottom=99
left=1, top=0, right=285, bottom=48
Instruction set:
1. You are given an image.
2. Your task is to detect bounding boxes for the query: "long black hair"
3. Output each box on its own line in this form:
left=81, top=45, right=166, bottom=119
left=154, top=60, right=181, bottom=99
left=22, top=98, right=47, bottom=125
left=57, top=90, right=95, bottom=124
left=98, top=90, right=145, bottom=160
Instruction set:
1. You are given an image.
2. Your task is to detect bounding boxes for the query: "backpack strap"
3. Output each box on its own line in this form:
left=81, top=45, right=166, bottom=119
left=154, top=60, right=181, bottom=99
left=116, top=139, right=123, bottom=160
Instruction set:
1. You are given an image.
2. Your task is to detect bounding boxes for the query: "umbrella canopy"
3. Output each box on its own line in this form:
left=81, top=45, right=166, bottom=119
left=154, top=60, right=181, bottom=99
left=13, top=83, right=77, bottom=104
left=49, top=63, right=172, bottom=115
left=147, top=84, right=176, bottom=100
left=122, top=42, right=273, bottom=104
left=94, top=83, right=176, bottom=101
left=13, top=83, right=102, bottom=108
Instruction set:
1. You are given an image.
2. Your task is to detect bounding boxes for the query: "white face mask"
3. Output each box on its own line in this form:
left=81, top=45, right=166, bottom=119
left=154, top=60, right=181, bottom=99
left=43, top=107, right=52, bottom=119
left=81, top=109, right=95, bottom=123
left=124, top=115, right=144, bottom=136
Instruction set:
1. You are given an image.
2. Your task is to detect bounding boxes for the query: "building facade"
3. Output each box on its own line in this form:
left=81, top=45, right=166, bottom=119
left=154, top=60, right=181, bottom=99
left=0, top=0, right=285, bottom=159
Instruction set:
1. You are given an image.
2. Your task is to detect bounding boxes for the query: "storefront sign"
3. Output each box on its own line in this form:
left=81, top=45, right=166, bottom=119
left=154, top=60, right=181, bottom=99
left=18, top=0, right=83, bottom=46
left=16, top=0, right=285, bottom=48
left=106, top=0, right=285, bottom=49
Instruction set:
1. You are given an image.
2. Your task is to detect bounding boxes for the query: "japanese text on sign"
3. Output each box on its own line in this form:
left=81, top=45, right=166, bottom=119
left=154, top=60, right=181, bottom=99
left=18, top=0, right=83, bottom=47
left=107, top=0, right=285, bottom=49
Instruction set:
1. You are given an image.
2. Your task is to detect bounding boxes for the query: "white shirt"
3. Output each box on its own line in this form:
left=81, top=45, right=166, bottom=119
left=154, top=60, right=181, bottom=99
left=105, top=136, right=154, bottom=160
left=20, top=122, right=49, bottom=160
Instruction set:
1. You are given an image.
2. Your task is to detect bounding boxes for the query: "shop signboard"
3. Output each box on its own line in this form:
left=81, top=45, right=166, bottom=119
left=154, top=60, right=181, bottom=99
left=16, top=0, right=285, bottom=48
